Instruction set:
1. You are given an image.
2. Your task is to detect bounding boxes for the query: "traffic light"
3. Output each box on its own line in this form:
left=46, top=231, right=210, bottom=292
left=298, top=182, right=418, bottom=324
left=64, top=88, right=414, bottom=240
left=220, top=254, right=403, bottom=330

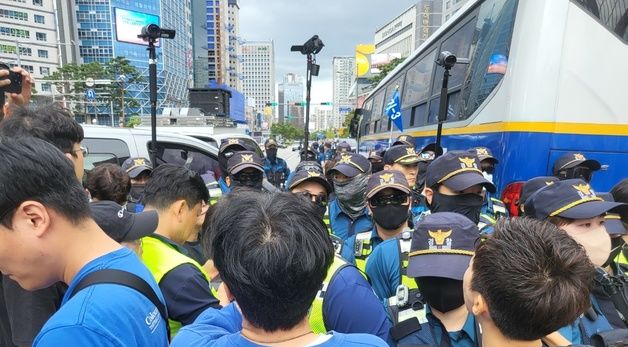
left=265, top=102, right=278, bottom=106
left=320, top=102, right=332, bottom=105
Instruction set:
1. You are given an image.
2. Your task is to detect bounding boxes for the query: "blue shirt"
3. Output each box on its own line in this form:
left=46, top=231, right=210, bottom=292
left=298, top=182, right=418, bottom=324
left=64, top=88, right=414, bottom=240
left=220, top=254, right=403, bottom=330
left=34, top=248, right=168, bottom=347
left=399, top=305, right=477, bottom=347
left=324, top=266, right=392, bottom=344
left=341, top=227, right=383, bottom=265
left=218, top=177, right=231, bottom=194
left=329, top=199, right=373, bottom=242
left=171, top=303, right=388, bottom=347
left=263, top=157, right=290, bottom=184
left=365, top=238, right=402, bottom=302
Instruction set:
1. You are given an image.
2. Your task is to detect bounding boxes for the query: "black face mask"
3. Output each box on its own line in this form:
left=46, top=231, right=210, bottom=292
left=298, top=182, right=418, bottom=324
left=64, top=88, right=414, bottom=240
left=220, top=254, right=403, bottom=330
left=370, top=161, right=385, bottom=173
left=129, top=184, right=145, bottom=202
left=371, top=204, right=408, bottom=230
left=266, top=148, right=278, bottom=161
left=429, top=191, right=484, bottom=224
left=416, top=277, right=465, bottom=313
left=230, top=172, right=264, bottom=191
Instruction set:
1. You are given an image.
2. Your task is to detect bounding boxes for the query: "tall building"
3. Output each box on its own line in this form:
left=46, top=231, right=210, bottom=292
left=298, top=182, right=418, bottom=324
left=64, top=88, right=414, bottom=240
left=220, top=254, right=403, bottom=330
left=442, top=0, right=470, bottom=22
left=331, top=56, right=355, bottom=130
left=415, top=0, right=443, bottom=47
left=241, top=41, right=275, bottom=118
left=226, top=0, right=241, bottom=91
left=74, top=0, right=192, bottom=122
left=0, top=0, right=66, bottom=96
left=277, top=73, right=303, bottom=126
left=191, top=0, right=208, bottom=87
left=206, top=0, right=228, bottom=86
left=312, top=106, right=332, bottom=131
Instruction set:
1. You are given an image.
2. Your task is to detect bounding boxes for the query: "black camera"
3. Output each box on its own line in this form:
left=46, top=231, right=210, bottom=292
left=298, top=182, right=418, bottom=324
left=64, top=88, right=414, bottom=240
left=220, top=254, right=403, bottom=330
left=291, top=35, right=324, bottom=55
left=0, top=63, right=22, bottom=94
left=436, top=51, right=457, bottom=69
left=138, top=24, right=176, bottom=42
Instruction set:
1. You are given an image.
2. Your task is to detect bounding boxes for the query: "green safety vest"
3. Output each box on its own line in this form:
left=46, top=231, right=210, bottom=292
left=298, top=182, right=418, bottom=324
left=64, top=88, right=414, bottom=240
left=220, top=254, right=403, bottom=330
left=308, top=256, right=354, bottom=333
left=354, top=231, right=374, bottom=272
left=398, top=231, right=418, bottom=290
left=208, top=187, right=222, bottom=205
left=141, top=235, right=212, bottom=337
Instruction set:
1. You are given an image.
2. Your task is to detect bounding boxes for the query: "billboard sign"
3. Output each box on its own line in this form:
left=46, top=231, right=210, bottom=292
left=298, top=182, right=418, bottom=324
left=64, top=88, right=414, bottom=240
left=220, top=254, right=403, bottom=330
left=114, top=8, right=160, bottom=46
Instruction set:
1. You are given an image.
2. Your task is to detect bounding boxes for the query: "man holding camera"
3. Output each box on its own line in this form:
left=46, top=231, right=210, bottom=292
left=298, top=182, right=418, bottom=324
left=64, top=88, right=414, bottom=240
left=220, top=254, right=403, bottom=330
left=0, top=66, right=32, bottom=120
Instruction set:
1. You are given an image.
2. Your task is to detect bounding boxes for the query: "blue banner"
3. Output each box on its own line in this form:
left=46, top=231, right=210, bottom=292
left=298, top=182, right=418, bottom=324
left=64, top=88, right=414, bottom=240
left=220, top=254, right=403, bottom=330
left=385, top=90, right=403, bottom=132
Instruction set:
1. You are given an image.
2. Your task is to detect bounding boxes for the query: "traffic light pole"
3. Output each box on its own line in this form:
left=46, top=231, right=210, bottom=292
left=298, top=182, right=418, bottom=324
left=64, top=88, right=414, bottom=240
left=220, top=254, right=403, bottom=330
left=303, top=53, right=313, bottom=158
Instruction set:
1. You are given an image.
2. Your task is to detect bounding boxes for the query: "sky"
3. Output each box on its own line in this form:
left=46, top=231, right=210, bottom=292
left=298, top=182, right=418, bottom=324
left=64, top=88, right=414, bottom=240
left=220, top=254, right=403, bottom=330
left=239, top=0, right=417, bottom=103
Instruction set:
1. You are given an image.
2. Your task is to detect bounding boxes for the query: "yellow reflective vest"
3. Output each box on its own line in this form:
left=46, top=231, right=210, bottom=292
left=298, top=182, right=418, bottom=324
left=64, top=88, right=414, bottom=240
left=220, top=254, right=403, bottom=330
left=141, top=235, right=212, bottom=337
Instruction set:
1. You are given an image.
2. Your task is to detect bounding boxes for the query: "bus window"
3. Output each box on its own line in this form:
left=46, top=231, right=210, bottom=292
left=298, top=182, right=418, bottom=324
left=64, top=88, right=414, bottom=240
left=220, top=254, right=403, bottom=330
left=402, top=50, right=436, bottom=108
left=461, top=0, right=518, bottom=119
left=427, top=91, right=462, bottom=124
left=411, top=103, right=428, bottom=127
left=432, top=19, right=476, bottom=94
left=371, top=91, right=386, bottom=124
left=573, top=0, right=628, bottom=42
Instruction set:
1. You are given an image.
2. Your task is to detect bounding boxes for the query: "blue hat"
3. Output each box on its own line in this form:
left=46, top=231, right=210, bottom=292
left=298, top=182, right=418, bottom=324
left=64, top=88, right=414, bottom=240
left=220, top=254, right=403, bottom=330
left=469, top=147, right=498, bottom=164
left=288, top=167, right=332, bottom=194
left=366, top=170, right=411, bottom=199
left=219, top=138, right=249, bottom=153
left=598, top=193, right=627, bottom=236
left=227, top=151, right=264, bottom=175
left=407, top=212, right=479, bottom=280
left=526, top=179, right=626, bottom=220
left=329, top=153, right=371, bottom=178
left=553, top=152, right=601, bottom=176
left=121, top=157, right=152, bottom=179
left=518, top=176, right=559, bottom=205
left=425, top=151, right=496, bottom=193
left=383, top=145, right=420, bottom=165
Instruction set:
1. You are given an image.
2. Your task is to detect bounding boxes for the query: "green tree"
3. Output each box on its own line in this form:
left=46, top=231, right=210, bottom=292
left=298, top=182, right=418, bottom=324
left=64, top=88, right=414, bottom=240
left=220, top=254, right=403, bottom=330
left=369, top=57, right=405, bottom=86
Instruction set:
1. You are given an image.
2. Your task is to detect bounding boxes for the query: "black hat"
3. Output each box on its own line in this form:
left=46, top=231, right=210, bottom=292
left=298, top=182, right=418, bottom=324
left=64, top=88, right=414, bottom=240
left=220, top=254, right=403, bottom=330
left=393, top=134, right=415, bottom=147
left=518, top=176, right=559, bottom=205
left=300, top=148, right=317, bottom=161
left=407, top=212, right=478, bottom=280
left=288, top=168, right=332, bottom=194
left=227, top=151, right=264, bottom=175
left=526, top=179, right=626, bottom=220
left=264, top=138, right=278, bottom=148
left=366, top=170, right=411, bottom=199
left=90, top=201, right=158, bottom=243
left=553, top=153, right=601, bottom=176
left=328, top=153, right=371, bottom=178
left=295, top=160, right=323, bottom=173
left=121, top=157, right=153, bottom=179
left=383, top=145, right=420, bottom=165
left=425, top=151, right=496, bottom=193
left=219, top=138, right=249, bottom=153
left=420, top=143, right=444, bottom=159
left=598, top=193, right=627, bottom=236
left=469, top=147, right=498, bottom=164
left=368, top=150, right=384, bottom=161
left=336, top=142, right=352, bottom=152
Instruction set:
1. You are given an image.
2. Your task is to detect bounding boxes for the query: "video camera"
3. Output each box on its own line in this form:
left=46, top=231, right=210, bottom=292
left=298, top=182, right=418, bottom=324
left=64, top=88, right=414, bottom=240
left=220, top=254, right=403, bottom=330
left=138, top=24, right=176, bottom=42
left=0, top=63, right=22, bottom=94
left=291, top=35, right=324, bottom=55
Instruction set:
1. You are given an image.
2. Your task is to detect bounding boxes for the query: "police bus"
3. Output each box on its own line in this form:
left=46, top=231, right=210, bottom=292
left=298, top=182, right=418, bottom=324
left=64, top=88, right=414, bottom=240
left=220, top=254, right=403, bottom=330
left=358, top=0, right=628, bottom=215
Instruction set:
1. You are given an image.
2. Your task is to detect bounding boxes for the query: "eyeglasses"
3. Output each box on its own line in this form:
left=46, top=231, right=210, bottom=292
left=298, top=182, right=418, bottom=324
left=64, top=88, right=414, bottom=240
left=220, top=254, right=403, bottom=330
left=369, top=193, right=409, bottom=207
left=572, top=166, right=593, bottom=182
left=297, top=191, right=328, bottom=207
left=71, top=146, right=88, bottom=157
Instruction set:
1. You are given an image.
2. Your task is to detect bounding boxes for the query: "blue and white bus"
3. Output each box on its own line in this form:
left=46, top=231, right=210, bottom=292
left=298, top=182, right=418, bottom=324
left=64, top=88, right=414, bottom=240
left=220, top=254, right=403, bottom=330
left=358, top=0, right=628, bottom=214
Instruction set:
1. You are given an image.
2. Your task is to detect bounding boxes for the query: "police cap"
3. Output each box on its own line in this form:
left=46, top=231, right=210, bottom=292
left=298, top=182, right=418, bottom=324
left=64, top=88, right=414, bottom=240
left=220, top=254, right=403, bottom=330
left=227, top=151, right=264, bottom=175
left=425, top=151, right=496, bottom=193
left=383, top=145, right=420, bottom=165
left=553, top=152, right=601, bottom=176
left=328, top=153, right=371, bottom=178
left=366, top=170, right=411, bottom=199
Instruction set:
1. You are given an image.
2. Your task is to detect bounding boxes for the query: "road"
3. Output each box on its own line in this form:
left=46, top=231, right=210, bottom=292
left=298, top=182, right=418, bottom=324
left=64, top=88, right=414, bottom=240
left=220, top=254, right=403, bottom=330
left=277, top=147, right=302, bottom=171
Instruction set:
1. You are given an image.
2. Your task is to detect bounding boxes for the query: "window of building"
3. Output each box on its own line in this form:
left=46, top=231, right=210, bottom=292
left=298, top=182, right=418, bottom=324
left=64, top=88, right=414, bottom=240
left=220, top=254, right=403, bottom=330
left=19, top=47, right=31, bottom=56
left=34, top=14, right=45, bottom=24
left=40, top=66, right=50, bottom=75
left=0, top=9, right=28, bottom=21
left=574, top=0, right=628, bottom=42
left=36, top=32, right=47, bottom=41
left=0, top=27, right=29, bottom=38
left=38, top=49, right=48, bottom=58
left=33, top=0, right=43, bottom=6
left=41, top=83, right=51, bottom=92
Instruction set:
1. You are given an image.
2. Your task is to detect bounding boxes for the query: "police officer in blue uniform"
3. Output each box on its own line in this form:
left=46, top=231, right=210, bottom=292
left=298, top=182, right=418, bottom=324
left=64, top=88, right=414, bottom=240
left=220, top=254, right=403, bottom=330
left=392, top=212, right=481, bottom=346
left=122, top=157, right=153, bottom=213
left=217, top=138, right=252, bottom=193
left=515, top=176, right=559, bottom=216
left=263, top=138, right=290, bottom=189
left=225, top=151, right=265, bottom=191
left=553, top=152, right=601, bottom=183
left=327, top=153, right=373, bottom=243
left=383, top=144, right=421, bottom=225
left=468, top=147, right=508, bottom=233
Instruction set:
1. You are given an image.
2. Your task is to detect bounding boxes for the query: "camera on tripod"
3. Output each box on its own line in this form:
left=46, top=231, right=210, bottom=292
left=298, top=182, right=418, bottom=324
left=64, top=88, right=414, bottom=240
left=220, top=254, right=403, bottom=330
left=291, top=35, right=324, bottom=55
left=137, top=24, right=176, bottom=43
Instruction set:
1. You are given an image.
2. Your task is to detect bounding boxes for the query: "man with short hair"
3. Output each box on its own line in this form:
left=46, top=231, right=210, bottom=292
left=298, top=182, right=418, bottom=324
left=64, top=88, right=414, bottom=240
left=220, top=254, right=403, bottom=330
left=141, top=164, right=220, bottom=336
left=262, top=138, right=290, bottom=189
left=328, top=153, right=373, bottom=242
left=463, top=217, right=594, bottom=347
left=122, top=157, right=153, bottom=212
left=171, top=191, right=387, bottom=347
left=0, top=137, right=168, bottom=346
left=0, top=104, right=86, bottom=347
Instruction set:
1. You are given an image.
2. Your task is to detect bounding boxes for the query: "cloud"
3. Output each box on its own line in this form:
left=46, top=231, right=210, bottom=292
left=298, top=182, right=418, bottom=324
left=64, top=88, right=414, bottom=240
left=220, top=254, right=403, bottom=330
left=239, top=0, right=417, bottom=102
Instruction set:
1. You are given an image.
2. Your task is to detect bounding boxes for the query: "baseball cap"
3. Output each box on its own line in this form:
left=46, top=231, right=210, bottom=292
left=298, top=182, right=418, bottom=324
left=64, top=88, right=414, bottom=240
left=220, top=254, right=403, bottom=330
left=469, top=147, right=498, bottom=164
left=366, top=170, right=411, bottom=199
left=265, top=138, right=278, bottom=148
left=553, top=152, right=601, bottom=175
left=288, top=168, right=332, bottom=194
left=121, top=157, right=153, bottom=179
left=368, top=150, right=384, bottom=161
left=300, top=148, right=317, bottom=161
left=219, top=138, right=249, bottom=153
left=420, top=143, right=444, bottom=160
left=425, top=151, right=496, bottom=193
left=328, top=153, right=371, bottom=178
left=227, top=151, right=264, bottom=175
left=336, top=142, right=352, bottom=152
left=525, top=179, right=626, bottom=220
left=598, top=193, right=627, bottom=235
left=407, top=212, right=478, bottom=280
left=295, top=160, right=323, bottom=173
left=383, top=145, right=420, bottom=165
left=393, top=134, right=415, bottom=147
left=90, top=201, right=158, bottom=243
left=518, top=176, right=559, bottom=205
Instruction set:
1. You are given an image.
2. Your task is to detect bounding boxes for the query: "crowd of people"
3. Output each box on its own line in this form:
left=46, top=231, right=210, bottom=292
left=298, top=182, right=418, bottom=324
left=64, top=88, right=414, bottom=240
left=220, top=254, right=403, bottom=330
left=1, top=67, right=628, bottom=347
